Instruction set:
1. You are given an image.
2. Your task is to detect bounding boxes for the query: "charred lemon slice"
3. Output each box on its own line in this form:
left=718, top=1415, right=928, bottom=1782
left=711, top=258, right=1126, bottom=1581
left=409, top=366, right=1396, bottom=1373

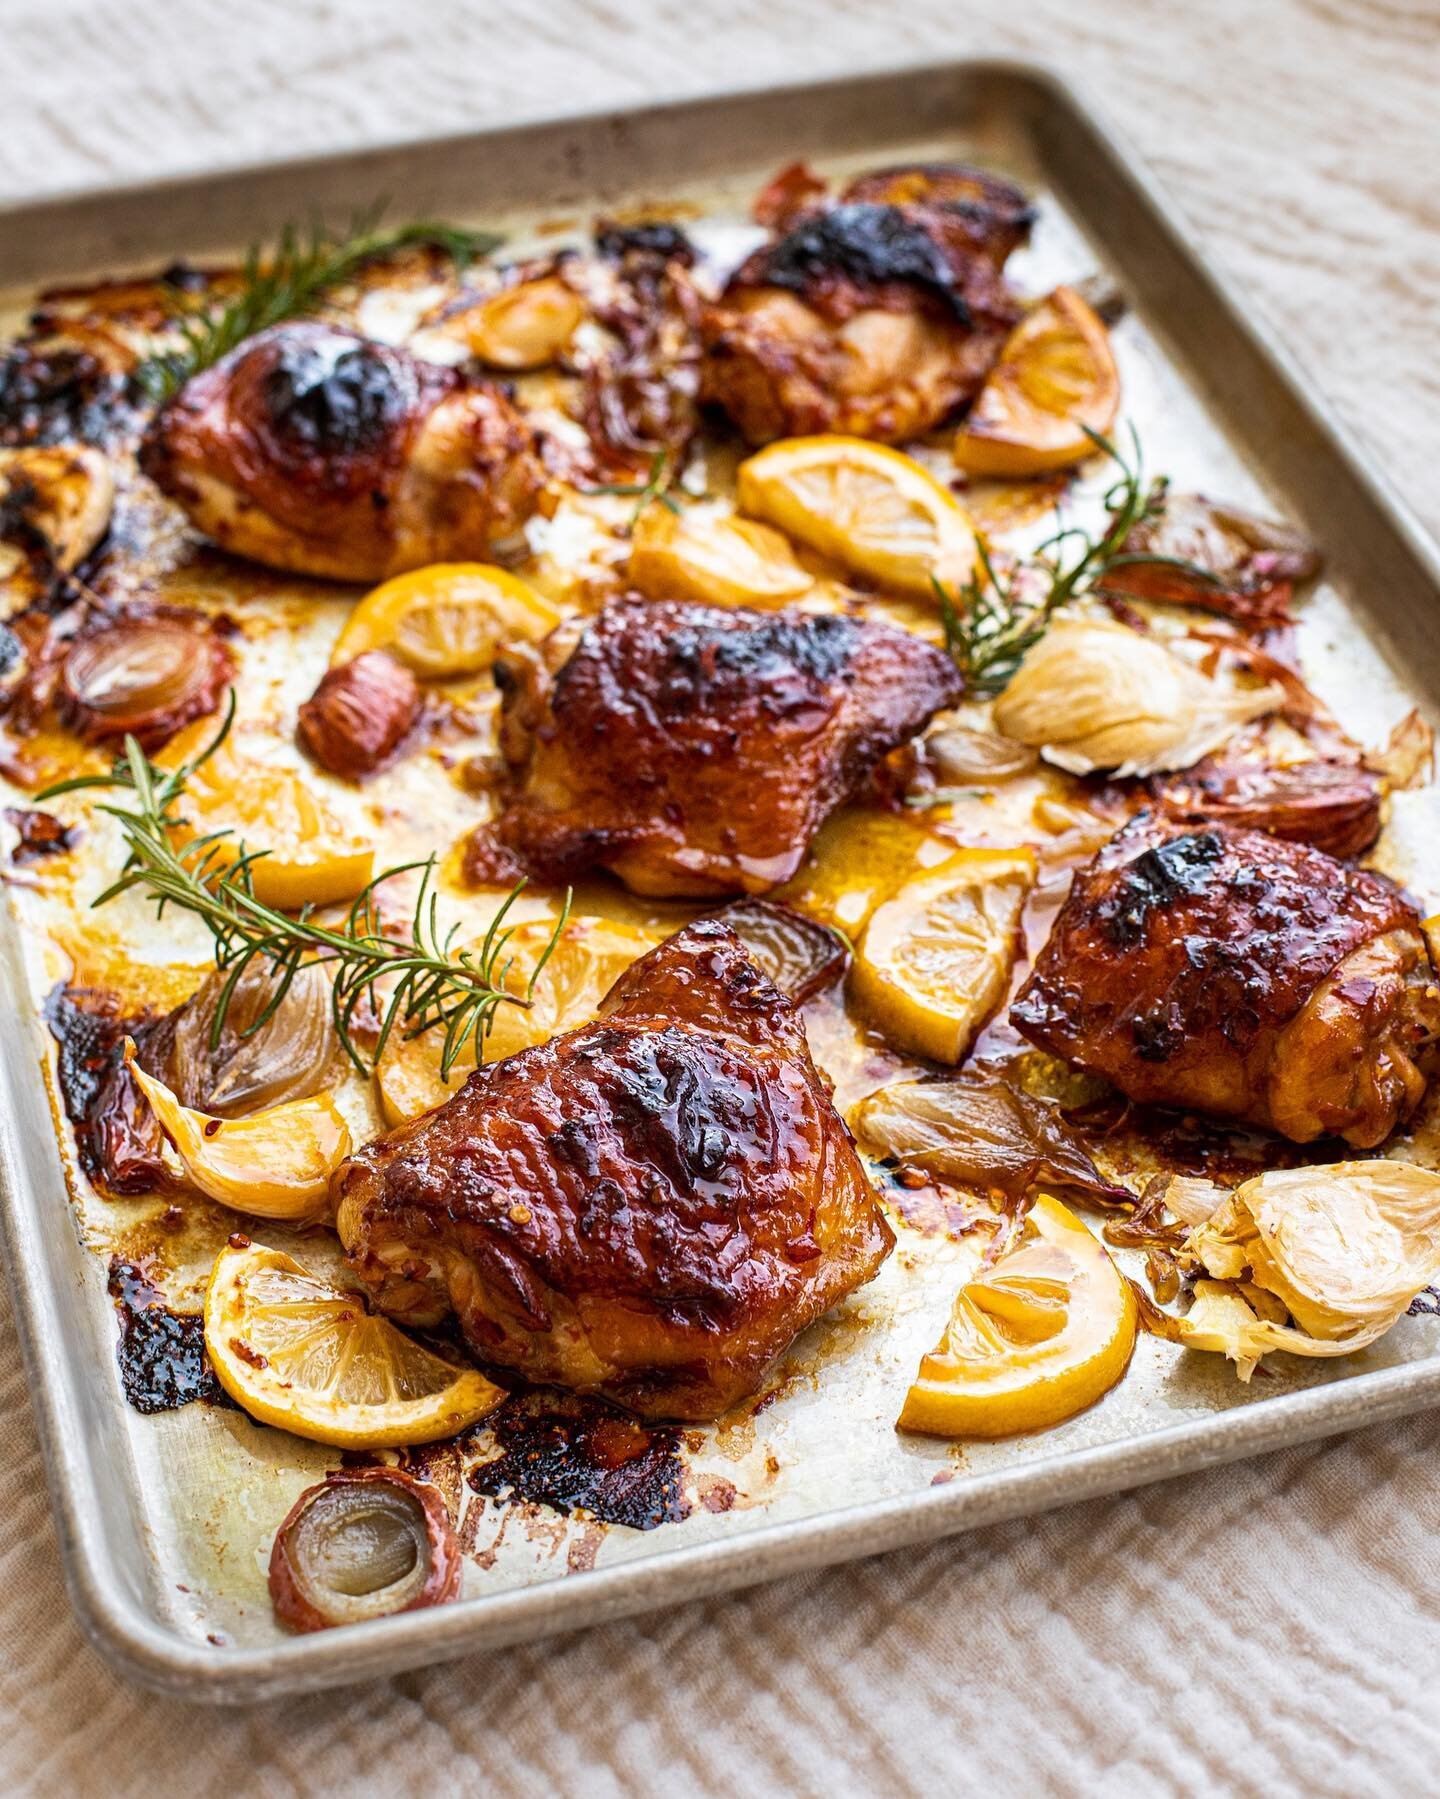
left=954, top=287, right=1119, bottom=477
left=850, top=848, right=1035, bottom=1063
left=629, top=506, right=812, bottom=608
left=899, top=1195, right=1137, bottom=1437
left=376, top=915, right=656, bottom=1125
left=332, top=563, right=560, bottom=678
left=126, top=1042, right=350, bottom=1221
left=736, top=436, right=976, bottom=597
left=204, top=1240, right=504, bottom=1447
left=161, top=723, right=374, bottom=911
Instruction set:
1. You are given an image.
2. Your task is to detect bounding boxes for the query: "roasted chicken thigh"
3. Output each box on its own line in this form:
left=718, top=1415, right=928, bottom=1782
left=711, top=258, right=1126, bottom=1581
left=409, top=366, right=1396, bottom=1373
left=140, top=322, right=544, bottom=581
left=334, top=921, right=895, bottom=1420
left=700, top=163, right=1031, bottom=445
left=466, top=594, right=963, bottom=898
left=1012, top=816, right=1440, bottom=1147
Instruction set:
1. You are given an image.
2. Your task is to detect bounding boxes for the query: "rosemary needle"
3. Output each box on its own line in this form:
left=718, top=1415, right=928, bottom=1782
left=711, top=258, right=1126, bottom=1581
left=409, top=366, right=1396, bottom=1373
left=40, top=701, right=568, bottom=1080
left=581, top=449, right=685, bottom=534
left=140, top=210, right=505, bottom=403
left=936, top=424, right=1222, bottom=697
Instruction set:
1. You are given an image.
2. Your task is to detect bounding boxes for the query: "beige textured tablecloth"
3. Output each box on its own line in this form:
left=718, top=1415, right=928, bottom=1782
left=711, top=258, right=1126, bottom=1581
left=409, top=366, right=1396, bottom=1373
left=3, top=2, right=1439, bottom=1790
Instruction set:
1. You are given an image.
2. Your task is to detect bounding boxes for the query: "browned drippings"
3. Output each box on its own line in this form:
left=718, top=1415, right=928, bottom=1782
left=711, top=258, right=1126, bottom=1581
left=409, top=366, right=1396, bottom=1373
left=45, top=983, right=171, bottom=1196
left=4, top=806, right=79, bottom=863
left=107, top=1254, right=229, bottom=1414
left=881, top=1168, right=1001, bottom=1242
left=466, top=1393, right=691, bottom=1530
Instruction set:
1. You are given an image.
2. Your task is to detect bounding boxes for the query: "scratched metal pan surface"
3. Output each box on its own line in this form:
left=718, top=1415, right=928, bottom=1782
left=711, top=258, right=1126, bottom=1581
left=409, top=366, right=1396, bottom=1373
left=2, top=58, right=1440, bottom=1702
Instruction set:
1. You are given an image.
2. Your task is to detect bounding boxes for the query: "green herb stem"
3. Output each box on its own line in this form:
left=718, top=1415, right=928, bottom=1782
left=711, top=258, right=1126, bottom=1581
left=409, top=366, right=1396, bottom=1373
left=936, top=424, right=1221, bottom=696
left=140, top=211, right=505, bottom=402
left=40, top=702, right=566, bottom=1080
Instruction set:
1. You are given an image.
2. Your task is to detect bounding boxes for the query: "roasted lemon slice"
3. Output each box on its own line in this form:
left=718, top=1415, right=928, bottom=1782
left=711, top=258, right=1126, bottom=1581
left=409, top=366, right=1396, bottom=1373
left=204, top=1240, right=504, bottom=1448
left=161, top=723, right=374, bottom=911
left=953, top=286, right=1119, bottom=477
left=126, top=1042, right=350, bottom=1221
left=376, top=915, right=656, bottom=1125
left=736, top=436, right=976, bottom=597
left=850, top=848, right=1035, bottom=1063
left=331, top=563, right=560, bottom=678
left=629, top=505, right=812, bottom=608
left=777, top=807, right=963, bottom=938
left=899, top=1195, right=1137, bottom=1438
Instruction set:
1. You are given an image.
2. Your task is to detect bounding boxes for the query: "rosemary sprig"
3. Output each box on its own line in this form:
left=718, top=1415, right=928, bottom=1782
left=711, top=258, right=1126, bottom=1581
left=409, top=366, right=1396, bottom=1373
left=40, top=705, right=567, bottom=1079
left=936, top=424, right=1221, bottom=696
left=581, top=449, right=684, bottom=534
left=139, top=210, right=505, bottom=402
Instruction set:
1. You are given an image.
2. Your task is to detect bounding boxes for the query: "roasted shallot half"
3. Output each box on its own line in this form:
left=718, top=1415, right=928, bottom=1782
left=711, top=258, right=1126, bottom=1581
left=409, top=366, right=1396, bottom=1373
left=715, top=898, right=849, bottom=1004
left=991, top=616, right=1283, bottom=778
left=268, top=1468, right=462, bottom=1634
left=61, top=610, right=234, bottom=751
left=165, top=962, right=343, bottom=1118
left=851, top=1072, right=1129, bottom=1205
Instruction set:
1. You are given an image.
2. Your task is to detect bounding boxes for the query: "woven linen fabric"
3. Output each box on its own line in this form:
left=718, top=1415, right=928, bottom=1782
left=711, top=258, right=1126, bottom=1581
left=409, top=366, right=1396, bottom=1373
left=1, top=1, right=1438, bottom=1792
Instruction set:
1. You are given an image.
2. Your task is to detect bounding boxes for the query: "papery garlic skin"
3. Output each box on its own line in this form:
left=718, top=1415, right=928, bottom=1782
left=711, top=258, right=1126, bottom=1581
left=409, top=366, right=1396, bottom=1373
left=1169, top=1161, right=1440, bottom=1378
left=992, top=616, right=1283, bottom=778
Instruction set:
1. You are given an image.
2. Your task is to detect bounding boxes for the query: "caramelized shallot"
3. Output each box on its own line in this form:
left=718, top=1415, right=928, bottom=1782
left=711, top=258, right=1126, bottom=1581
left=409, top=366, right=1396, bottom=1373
left=717, top=897, right=849, bottom=1003
left=1099, top=491, right=1322, bottom=624
left=1158, top=753, right=1385, bottom=859
left=61, top=610, right=233, bottom=750
left=851, top=1071, right=1130, bottom=1204
left=166, top=962, right=342, bottom=1118
left=297, top=649, right=421, bottom=779
left=268, top=1468, right=462, bottom=1635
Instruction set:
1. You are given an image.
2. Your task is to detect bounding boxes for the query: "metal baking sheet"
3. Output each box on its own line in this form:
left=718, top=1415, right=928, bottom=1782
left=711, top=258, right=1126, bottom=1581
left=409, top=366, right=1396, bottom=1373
left=2, top=57, right=1440, bottom=1702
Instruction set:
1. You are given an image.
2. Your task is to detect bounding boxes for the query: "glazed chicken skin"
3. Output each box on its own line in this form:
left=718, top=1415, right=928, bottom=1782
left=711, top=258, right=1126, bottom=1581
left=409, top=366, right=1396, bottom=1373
left=700, top=163, right=1032, bottom=445
left=467, top=594, right=963, bottom=898
left=140, top=322, right=544, bottom=581
left=1011, top=815, right=1440, bottom=1148
left=334, top=921, right=895, bottom=1420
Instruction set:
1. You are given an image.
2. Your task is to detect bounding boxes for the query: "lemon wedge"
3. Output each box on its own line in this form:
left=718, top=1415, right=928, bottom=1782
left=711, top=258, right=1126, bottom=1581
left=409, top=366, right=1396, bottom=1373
left=850, top=848, right=1035, bottom=1063
left=161, top=723, right=373, bottom=911
left=204, top=1240, right=504, bottom=1447
left=736, top=435, right=976, bottom=598
left=332, top=563, right=560, bottom=678
left=898, top=1195, right=1137, bottom=1437
left=376, top=915, right=656, bottom=1125
left=126, top=1042, right=350, bottom=1221
left=954, top=287, right=1119, bottom=477
left=629, top=505, right=812, bottom=608
left=776, top=807, right=962, bottom=938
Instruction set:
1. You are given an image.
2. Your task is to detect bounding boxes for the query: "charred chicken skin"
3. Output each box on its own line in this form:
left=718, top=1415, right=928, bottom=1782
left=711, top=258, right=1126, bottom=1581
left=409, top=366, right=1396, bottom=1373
left=334, top=921, right=894, bottom=1420
left=140, top=322, right=544, bottom=581
left=1012, top=816, right=1440, bottom=1148
left=467, top=594, right=963, bottom=898
left=700, top=162, right=1031, bottom=445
